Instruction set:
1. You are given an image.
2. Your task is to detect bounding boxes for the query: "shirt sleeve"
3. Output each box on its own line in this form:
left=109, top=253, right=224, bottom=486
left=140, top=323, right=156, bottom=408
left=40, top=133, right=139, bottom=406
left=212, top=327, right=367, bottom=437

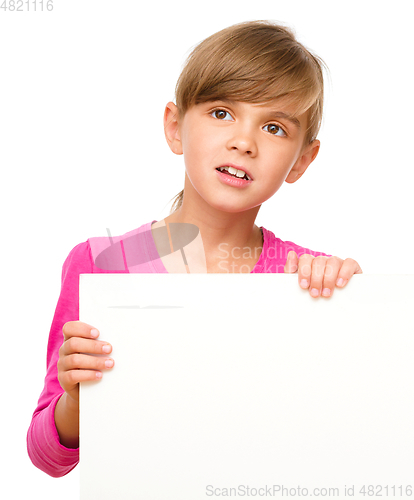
left=26, top=240, right=93, bottom=477
left=284, top=240, right=331, bottom=259
left=254, top=227, right=332, bottom=274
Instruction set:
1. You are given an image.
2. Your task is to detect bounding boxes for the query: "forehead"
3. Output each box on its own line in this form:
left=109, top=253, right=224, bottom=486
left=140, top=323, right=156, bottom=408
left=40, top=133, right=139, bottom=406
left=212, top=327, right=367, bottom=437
left=249, top=95, right=307, bottom=113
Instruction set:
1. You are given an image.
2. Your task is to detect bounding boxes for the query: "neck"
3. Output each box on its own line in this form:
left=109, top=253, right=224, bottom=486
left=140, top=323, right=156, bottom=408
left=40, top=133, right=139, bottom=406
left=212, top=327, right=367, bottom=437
left=162, top=176, right=264, bottom=270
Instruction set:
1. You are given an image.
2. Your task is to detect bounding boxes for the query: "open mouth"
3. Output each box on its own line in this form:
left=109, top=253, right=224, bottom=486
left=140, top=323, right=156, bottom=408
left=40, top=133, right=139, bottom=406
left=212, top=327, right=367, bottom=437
left=216, top=166, right=251, bottom=181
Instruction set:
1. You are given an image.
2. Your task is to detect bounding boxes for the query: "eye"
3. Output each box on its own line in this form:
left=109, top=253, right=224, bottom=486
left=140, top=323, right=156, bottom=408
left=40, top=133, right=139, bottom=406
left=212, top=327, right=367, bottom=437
left=211, top=109, right=233, bottom=121
left=263, top=123, right=286, bottom=137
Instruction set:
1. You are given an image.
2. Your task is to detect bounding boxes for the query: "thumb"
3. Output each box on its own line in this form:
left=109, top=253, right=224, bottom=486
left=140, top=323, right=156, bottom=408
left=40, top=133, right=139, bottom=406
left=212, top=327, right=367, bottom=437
left=284, top=251, right=298, bottom=273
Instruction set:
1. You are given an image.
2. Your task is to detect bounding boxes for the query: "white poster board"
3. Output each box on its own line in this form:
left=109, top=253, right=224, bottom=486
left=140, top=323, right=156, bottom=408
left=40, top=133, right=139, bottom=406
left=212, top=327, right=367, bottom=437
left=80, top=274, right=414, bottom=499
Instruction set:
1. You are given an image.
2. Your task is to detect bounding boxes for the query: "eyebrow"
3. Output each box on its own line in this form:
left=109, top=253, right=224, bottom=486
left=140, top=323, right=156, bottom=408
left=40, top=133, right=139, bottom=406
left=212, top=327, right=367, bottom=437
left=263, top=110, right=301, bottom=129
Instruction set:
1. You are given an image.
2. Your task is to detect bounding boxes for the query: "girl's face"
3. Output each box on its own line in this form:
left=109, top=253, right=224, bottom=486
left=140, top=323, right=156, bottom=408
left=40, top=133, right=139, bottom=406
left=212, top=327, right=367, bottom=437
left=165, top=99, right=320, bottom=214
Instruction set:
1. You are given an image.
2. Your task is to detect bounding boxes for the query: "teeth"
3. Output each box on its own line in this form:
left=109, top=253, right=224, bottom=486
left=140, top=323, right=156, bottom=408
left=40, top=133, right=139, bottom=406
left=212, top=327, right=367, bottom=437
left=228, top=166, right=243, bottom=177
left=218, top=166, right=251, bottom=180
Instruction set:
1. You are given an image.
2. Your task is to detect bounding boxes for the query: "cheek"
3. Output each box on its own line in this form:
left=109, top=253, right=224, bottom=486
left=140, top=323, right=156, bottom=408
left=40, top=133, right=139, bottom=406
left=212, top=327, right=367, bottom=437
left=273, top=142, right=302, bottom=172
left=182, top=128, right=221, bottom=167
left=259, top=144, right=301, bottom=193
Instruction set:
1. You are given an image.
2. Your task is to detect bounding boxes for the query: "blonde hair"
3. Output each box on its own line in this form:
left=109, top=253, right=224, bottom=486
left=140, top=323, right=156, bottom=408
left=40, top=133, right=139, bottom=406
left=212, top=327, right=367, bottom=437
left=169, top=20, right=326, bottom=213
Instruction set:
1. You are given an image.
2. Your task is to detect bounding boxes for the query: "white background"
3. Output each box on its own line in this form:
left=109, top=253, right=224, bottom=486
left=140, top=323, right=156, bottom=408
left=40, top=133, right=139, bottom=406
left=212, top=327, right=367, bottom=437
left=0, top=0, right=412, bottom=498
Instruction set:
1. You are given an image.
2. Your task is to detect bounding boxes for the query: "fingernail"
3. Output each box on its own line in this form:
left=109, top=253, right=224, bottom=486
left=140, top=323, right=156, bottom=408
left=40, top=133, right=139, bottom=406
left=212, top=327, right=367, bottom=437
left=102, top=344, right=111, bottom=354
left=105, top=359, right=114, bottom=368
left=96, top=371, right=103, bottom=379
left=90, top=328, right=99, bottom=338
left=336, top=278, right=348, bottom=287
left=311, top=288, right=319, bottom=297
left=300, top=279, right=309, bottom=288
left=322, top=288, right=331, bottom=297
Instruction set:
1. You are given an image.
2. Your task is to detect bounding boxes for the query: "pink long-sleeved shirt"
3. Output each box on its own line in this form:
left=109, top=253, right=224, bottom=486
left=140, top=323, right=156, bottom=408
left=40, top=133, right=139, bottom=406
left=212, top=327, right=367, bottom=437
left=27, top=220, right=330, bottom=477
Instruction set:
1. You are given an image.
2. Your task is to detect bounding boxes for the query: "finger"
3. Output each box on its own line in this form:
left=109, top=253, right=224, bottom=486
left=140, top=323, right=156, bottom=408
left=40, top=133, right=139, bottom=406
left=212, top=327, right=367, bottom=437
left=61, top=353, right=114, bottom=372
left=284, top=251, right=298, bottom=273
left=60, top=336, right=112, bottom=357
left=320, top=257, right=343, bottom=298
left=297, top=254, right=315, bottom=289
left=336, top=258, right=363, bottom=287
left=58, top=364, right=105, bottom=395
left=62, top=321, right=100, bottom=341
left=62, top=368, right=105, bottom=388
left=308, top=256, right=329, bottom=297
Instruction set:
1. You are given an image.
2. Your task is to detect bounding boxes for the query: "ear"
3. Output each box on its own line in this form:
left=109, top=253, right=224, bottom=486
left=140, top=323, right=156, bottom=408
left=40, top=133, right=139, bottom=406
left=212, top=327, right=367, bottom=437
left=164, top=102, right=183, bottom=155
left=285, top=140, right=320, bottom=184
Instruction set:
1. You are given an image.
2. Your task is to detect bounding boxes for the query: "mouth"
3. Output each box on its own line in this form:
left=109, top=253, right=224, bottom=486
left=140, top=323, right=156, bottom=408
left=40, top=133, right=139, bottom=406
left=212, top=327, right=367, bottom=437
left=215, top=164, right=253, bottom=181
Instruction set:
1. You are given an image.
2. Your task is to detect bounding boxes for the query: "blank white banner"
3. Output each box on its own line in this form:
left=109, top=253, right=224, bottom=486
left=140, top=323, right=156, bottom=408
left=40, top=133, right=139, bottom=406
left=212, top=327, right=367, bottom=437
left=80, top=274, right=414, bottom=499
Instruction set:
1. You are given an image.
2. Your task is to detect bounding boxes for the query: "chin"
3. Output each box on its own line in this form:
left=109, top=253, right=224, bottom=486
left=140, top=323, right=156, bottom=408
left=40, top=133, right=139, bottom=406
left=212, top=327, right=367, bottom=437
left=207, top=199, right=258, bottom=213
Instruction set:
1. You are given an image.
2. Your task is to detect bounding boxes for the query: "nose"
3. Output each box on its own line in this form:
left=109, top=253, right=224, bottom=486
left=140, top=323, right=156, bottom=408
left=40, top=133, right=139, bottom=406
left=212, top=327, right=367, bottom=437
left=226, top=125, right=258, bottom=157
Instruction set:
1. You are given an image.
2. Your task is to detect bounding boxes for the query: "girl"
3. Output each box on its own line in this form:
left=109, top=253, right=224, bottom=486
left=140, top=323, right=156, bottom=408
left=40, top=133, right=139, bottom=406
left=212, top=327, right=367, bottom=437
left=27, top=19, right=362, bottom=478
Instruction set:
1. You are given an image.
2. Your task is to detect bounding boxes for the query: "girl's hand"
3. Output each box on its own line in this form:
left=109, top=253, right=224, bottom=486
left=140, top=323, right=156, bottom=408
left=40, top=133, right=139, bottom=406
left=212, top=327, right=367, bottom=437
left=284, top=252, right=363, bottom=298
left=57, top=321, right=114, bottom=404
